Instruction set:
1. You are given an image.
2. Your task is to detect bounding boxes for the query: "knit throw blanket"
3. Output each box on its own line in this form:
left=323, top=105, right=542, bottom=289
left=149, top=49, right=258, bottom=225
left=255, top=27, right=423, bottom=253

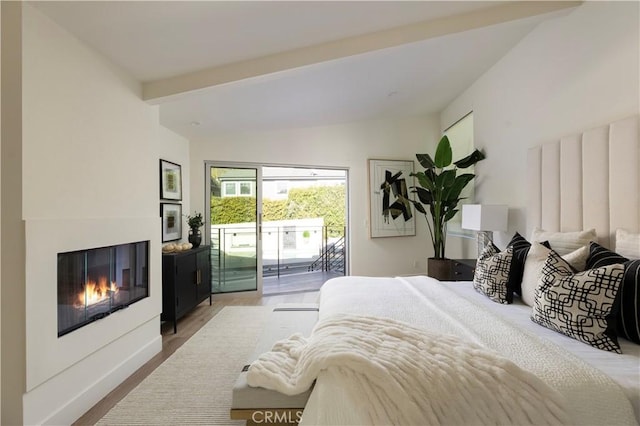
left=247, top=314, right=569, bottom=425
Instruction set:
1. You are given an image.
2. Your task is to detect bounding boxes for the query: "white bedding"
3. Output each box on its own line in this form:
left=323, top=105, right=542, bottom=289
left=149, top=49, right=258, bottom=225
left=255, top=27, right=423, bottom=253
left=446, top=278, right=640, bottom=421
left=249, top=313, right=569, bottom=425
left=300, top=276, right=639, bottom=426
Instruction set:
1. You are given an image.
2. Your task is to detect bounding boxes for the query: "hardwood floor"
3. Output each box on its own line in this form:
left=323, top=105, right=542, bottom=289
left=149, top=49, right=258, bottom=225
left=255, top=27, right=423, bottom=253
left=73, top=291, right=320, bottom=426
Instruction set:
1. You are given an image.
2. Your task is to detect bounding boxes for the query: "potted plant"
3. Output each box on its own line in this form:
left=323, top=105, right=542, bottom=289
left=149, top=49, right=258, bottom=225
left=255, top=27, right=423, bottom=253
left=406, top=135, right=485, bottom=280
left=186, top=212, right=204, bottom=248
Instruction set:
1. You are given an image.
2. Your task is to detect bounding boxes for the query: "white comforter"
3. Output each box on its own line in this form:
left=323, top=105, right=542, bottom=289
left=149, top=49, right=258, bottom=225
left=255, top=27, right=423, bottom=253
left=247, top=313, right=569, bottom=425
left=303, top=276, right=638, bottom=426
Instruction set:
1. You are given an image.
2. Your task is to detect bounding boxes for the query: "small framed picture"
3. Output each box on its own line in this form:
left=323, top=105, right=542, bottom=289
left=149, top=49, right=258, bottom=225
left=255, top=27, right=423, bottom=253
left=161, top=203, right=182, bottom=242
left=160, top=159, right=182, bottom=200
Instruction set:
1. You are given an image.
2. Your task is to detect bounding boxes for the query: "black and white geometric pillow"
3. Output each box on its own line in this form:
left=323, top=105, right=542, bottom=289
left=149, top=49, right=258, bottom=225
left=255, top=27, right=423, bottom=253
left=585, top=242, right=640, bottom=344
left=531, top=250, right=624, bottom=353
left=473, top=243, right=514, bottom=304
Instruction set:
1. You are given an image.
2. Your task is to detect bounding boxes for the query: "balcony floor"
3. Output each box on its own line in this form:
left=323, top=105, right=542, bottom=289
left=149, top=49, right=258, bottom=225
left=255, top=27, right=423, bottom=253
left=263, top=270, right=343, bottom=295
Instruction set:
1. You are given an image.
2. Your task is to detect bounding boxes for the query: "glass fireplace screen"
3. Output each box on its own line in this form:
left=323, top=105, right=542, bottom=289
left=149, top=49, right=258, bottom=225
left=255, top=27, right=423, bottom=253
left=57, top=241, right=149, bottom=337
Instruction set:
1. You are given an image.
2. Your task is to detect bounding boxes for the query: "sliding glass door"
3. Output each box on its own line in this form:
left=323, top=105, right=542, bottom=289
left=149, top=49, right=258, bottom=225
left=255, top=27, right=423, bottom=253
left=205, top=162, right=349, bottom=295
left=206, top=164, right=261, bottom=293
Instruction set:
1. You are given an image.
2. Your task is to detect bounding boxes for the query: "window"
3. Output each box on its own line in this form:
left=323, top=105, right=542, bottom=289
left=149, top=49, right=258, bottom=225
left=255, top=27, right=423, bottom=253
left=221, top=181, right=254, bottom=197
left=224, top=182, right=236, bottom=196
left=443, top=112, right=474, bottom=234
left=445, top=112, right=473, bottom=161
left=240, top=182, right=252, bottom=195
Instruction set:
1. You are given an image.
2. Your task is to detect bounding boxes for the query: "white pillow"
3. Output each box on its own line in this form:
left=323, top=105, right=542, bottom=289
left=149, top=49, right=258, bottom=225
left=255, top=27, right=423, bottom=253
left=616, top=229, right=640, bottom=259
left=520, top=242, right=589, bottom=306
left=531, top=228, right=597, bottom=255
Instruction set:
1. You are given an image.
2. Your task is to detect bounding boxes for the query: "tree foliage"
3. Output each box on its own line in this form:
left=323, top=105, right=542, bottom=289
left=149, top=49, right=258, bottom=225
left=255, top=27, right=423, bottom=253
left=210, top=196, right=257, bottom=224
left=211, top=185, right=346, bottom=235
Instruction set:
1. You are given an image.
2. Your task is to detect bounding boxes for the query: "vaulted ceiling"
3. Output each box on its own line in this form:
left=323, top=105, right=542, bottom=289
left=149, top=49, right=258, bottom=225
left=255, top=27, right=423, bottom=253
left=31, top=1, right=580, bottom=137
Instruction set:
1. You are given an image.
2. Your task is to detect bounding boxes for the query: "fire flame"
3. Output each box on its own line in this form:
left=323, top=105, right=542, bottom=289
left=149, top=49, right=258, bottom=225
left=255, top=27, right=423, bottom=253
left=77, top=277, right=118, bottom=306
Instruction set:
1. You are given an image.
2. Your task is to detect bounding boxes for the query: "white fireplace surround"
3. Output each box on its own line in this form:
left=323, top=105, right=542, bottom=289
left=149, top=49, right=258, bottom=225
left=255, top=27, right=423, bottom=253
left=23, top=217, right=162, bottom=425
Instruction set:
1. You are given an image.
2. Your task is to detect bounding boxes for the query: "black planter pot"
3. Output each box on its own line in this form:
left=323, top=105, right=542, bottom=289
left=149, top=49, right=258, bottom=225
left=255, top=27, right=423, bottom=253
left=188, top=228, right=202, bottom=248
left=427, top=258, right=453, bottom=281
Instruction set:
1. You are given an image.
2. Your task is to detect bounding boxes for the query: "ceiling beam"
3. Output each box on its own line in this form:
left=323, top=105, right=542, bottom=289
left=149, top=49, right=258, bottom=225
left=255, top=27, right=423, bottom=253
left=143, top=1, right=581, bottom=103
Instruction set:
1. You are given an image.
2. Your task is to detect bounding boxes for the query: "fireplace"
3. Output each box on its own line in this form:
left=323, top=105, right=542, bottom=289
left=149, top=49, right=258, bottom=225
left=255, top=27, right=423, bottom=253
left=57, top=241, right=149, bottom=337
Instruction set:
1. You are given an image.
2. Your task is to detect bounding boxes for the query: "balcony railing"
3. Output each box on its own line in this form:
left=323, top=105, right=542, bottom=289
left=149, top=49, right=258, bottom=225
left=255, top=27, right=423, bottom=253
left=209, top=224, right=346, bottom=282
left=308, top=235, right=345, bottom=274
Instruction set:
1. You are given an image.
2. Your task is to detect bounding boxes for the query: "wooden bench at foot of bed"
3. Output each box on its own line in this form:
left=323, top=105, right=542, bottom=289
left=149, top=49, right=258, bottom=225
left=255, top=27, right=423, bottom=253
left=230, top=304, right=319, bottom=426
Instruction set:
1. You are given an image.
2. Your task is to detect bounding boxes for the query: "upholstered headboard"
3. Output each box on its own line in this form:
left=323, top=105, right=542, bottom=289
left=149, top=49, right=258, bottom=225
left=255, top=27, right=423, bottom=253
left=527, top=115, right=639, bottom=249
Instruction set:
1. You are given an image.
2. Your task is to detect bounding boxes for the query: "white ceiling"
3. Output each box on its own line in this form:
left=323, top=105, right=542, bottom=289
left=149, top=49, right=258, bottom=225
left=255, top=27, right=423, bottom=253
left=30, top=1, right=576, bottom=138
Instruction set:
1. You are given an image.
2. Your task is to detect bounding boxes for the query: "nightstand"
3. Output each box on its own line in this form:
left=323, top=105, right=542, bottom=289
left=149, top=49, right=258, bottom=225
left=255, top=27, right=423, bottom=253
left=451, top=259, right=476, bottom=281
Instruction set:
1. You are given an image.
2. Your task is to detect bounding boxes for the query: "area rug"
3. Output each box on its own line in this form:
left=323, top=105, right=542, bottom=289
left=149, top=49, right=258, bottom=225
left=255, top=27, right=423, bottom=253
left=97, top=306, right=271, bottom=425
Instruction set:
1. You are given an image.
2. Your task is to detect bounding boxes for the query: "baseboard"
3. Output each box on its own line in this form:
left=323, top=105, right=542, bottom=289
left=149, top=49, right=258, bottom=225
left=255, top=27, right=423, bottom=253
left=23, top=317, right=162, bottom=425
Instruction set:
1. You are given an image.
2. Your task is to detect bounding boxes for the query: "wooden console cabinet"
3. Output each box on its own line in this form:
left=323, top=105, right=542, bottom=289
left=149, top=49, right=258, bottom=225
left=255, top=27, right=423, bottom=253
left=162, top=245, right=212, bottom=333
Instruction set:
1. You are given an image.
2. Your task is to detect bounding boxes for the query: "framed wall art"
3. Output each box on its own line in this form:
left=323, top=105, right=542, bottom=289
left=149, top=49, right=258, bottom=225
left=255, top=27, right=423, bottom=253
left=160, top=159, right=182, bottom=200
left=368, top=159, right=416, bottom=238
left=161, top=203, right=182, bottom=242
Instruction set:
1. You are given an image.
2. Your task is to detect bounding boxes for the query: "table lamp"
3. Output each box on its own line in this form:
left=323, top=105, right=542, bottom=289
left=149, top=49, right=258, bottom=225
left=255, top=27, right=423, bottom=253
left=461, top=204, right=508, bottom=257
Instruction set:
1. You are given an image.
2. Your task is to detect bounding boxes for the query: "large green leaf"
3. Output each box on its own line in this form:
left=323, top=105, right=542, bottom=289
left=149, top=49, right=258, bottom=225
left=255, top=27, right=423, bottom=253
left=411, top=171, right=435, bottom=191
left=413, top=187, right=433, bottom=204
left=443, top=198, right=460, bottom=209
left=443, top=173, right=475, bottom=202
left=410, top=200, right=426, bottom=215
left=443, top=209, right=458, bottom=222
left=440, top=169, right=457, bottom=188
left=454, top=149, right=485, bottom=169
left=434, top=135, right=453, bottom=168
left=416, top=154, right=436, bottom=169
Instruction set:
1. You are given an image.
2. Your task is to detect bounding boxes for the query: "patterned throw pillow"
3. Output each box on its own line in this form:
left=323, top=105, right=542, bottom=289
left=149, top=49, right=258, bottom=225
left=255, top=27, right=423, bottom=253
left=473, top=243, right=514, bottom=304
left=587, top=241, right=628, bottom=269
left=520, top=242, right=588, bottom=307
left=586, top=242, right=640, bottom=344
left=532, top=250, right=624, bottom=353
left=505, top=232, right=532, bottom=297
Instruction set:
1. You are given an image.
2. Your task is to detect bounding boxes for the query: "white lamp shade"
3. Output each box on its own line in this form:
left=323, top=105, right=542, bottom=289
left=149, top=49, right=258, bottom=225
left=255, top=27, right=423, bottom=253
left=461, top=204, right=508, bottom=232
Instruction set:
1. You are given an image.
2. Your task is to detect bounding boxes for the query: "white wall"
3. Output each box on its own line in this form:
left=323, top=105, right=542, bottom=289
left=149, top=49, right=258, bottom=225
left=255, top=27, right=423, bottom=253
left=20, top=5, right=162, bottom=424
left=190, top=115, right=441, bottom=277
left=158, top=125, right=191, bottom=243
left=441, top=1, right=639, bottom=252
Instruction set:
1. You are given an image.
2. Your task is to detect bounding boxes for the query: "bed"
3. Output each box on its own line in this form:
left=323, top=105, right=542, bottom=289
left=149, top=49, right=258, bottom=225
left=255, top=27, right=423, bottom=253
left=297, top=276, right=640, bottom=425
left=247, top=115, right=640, bottom=425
